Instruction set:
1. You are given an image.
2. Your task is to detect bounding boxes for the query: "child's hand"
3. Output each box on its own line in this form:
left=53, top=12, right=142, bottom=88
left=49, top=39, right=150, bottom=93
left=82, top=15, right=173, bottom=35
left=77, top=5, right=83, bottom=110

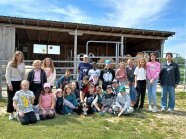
left=8, top=85, right=13, bottom=91
left=42, top=110, right=46, bottom=115
left=150, top=79, right=154, bottom=85
left=49, top=110, right=53, bottom=115
left=18, top=111, right=24, bottom=117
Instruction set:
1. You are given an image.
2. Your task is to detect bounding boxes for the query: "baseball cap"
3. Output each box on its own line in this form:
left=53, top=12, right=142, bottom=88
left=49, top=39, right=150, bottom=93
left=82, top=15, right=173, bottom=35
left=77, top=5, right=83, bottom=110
left=119, top=86, right=126, bottom=92
left=105, top=59, right=111, bottom=64
left=96, top=86, right=102, bottom=89
left=112, top=79, right=119, bottom=83
left=83, top=54, right=88, bottom=58
left=56, top=88, right=62, bottom=92
left=43, top=83, right=51, bottom=88
left=106, top=85, right=112, bottom=89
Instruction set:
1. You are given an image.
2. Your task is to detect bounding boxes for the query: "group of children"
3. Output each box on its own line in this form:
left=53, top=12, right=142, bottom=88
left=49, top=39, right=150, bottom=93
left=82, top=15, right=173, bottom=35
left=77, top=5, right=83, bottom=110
left=11, top=53, right=162, bottom=125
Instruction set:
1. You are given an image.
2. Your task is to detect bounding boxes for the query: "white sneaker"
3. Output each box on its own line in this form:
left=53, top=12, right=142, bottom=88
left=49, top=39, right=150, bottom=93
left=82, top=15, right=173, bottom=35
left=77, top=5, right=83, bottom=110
left=148, top=105, right=153, bottom=111
left=167, top=108, right=173, bottom=112
left=152, top=106, right=158, bottom=113
left=35, top=114, right=40, bottom=121
left=9, top=113, right=14, bottom=120
left=161, top=108, right=166, bottom=111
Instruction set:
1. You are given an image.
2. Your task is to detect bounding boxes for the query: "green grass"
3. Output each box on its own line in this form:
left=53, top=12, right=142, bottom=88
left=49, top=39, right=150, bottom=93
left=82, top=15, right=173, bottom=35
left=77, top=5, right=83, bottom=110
left=0, top=92, right=185, bottom=139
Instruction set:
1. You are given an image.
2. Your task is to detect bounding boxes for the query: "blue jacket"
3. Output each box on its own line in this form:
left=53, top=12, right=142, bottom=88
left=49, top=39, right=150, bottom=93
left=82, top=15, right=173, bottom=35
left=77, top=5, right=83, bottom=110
left=159, top=62, right=180, bottom=86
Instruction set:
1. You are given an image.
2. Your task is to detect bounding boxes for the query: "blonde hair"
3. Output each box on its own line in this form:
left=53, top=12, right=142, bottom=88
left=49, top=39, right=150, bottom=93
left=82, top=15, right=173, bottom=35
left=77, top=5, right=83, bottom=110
left=63, top=85, right=72, bottom=97
left=21, top=80, right=30, bottom=87
left=32, top=60, right=42, bottom=67
left=11, top=51, right=24, bottom=68
left=137, top=58, right=146, bottom=69
left=42, top=58, right=55, bottom=72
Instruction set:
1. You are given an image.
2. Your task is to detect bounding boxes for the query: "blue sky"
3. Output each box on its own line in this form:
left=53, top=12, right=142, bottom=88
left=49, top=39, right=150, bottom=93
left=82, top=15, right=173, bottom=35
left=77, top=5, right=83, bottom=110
left=0, top=0, right=185, bottom=58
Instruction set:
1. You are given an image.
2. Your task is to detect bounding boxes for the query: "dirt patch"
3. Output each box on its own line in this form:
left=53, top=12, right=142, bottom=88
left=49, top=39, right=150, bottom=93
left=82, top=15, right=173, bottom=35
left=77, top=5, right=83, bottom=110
left=0, top=107, right=6, bottom=115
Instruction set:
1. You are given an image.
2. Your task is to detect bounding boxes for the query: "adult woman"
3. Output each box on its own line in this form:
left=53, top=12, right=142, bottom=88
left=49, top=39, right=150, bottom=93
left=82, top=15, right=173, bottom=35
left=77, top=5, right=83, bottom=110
left=42, top=58, right=56, bottom=88
left=5, top=51, right=25, bottom=120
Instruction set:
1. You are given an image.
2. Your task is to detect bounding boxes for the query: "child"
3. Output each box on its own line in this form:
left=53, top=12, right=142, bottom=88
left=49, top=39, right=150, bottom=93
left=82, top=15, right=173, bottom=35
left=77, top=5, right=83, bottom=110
left=125, top=59, right=137, bottom=107
left=27, top=60, right=47, bottom=106
left=100, top=60, right=115, bottom=91
left=71, top=81, right=80, bottom=103
left=115, top=61, right=127, bottom=86
left=56, top=69, right=71, bottom=89
left=134, top=58, right=147, bottom=111
left=100, top=85, right=116, bottom=114
left=42, top=58, right=56, bottom=88
left=39, top=83, right=55, bottom=120
left=112, top=79, right=120, bottom=95
left=112, top=86, right=134, bottom=117
left=79, top=76, right=90, bottom=102
left=13, top=80, right=37, bottom=125
left=146, top=53, right=160, bottom=112
left=55, top=88, right=77, bottom=115
left=88, top=62, right=100, bottom=86
left=63, top=85, right=78, bottom=115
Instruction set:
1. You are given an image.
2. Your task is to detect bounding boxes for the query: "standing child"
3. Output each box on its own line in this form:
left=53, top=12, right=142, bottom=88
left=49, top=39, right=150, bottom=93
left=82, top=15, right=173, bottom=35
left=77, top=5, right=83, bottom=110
left=134, top=58, right=147, bottom=111
left=115, top=61, right=127, bottom=86
left=63, top=85, right=78, bottom=115
left=55, top=88, right=77, bottom=115
left=101, top=85, right=116, bottom=114
left=56, top=69, right=71, bottom=89
left=13, top=80, right=37, bottom=125
left=88, top=62, right=100, bottom=86
left=39, top=83, right=55, bottom=120
left=126, top=59, right=136, bottom=107
left=42, top=58, right=56, bottom=88
left=112, top=86, right=134, bottom=117
left=146, top=53, right=160, bottom=112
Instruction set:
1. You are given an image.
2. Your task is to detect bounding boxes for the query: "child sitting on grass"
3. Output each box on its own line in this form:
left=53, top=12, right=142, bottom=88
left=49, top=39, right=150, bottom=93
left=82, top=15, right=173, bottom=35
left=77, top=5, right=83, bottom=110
left=13, top=80, right=37, bottom=125
left=112, top=86, right=134, bottom=117
left=100, top=85, right=116, bottom=115
left=39, top=83, right=55, bottom=120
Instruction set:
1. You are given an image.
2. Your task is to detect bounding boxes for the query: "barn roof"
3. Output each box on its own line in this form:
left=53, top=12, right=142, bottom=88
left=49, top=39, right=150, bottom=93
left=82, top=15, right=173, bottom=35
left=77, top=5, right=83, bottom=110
left=0, top=15, right=175, bottom=38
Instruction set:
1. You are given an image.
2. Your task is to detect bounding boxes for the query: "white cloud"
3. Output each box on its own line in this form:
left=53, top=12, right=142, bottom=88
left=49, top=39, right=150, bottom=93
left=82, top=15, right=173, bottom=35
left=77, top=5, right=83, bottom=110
left=100, top=0, right=170, bottom=28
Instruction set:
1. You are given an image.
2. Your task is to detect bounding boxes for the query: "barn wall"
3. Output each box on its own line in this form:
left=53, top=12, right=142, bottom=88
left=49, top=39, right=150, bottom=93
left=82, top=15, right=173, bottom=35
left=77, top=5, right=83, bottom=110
left=0, top=26, right=15, bottom=62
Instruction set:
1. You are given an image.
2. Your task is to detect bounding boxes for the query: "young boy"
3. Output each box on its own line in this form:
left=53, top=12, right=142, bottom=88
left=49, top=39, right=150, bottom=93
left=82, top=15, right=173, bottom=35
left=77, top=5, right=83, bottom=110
left=112, top=79, right=120, bottom=95
left=56, top=69, right=71, bottom=89
left=101, top=85, right=116, bottom=114
left=13, top=80, right=37, bottom=125
left=79, top=76, right=90, bottom=102
left=112, top=86, right=134, bottom=117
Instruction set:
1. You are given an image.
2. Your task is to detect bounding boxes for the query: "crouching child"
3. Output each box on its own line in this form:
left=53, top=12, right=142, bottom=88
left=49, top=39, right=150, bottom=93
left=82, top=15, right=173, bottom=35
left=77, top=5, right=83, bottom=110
left=112, top=86, right=134, bottom=117
left=13, top=80, right=37, bottom=125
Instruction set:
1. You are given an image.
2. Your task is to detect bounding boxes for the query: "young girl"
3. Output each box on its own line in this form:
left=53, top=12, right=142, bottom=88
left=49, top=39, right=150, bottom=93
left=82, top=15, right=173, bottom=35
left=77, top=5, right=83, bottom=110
left=5, top=51, right=25, bottom=120
left=55, top=88, right=77, bottom=115
left=134, top=58, right=147, bottom=111
left=71, top=81, right=80, bottom=103
left=27, top=60, right=47, bottom=106
left=39, top=83, right=55, bottom=120
left=115, top=61, right=127, bottom=86
left=63, top=85, right=78, bottom=115
left=146, top=53, right=160, bottom=112
left=125, top=59, right=137, bottom=107
left=42, top=58, right=56, bottom=88
left=13, top=80, right=37, bottom=125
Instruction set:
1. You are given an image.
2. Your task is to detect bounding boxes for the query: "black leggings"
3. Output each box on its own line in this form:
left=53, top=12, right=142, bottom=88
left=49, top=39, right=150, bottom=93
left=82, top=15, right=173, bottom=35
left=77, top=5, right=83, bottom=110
left=134, top=80, right=146, bottom=109
left=7, top=81, right=21, bottom=113
left=18, top=111, right=37, bottom=125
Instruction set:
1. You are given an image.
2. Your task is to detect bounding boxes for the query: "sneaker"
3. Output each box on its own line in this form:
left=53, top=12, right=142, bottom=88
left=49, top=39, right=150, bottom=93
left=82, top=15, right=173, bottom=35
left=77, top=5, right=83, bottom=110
left=152, top=106, right=158, bottom=113
left=161, top=108, right=166, bottom=111
left=35, top=114, right=40, bottom=121
left=9, top=113, right=14, bottom=120
left=148, top=105, right=153, bottom=112
left=167, top=108, right=173, bottom=112
left=99, top=111, right=105, bottom=116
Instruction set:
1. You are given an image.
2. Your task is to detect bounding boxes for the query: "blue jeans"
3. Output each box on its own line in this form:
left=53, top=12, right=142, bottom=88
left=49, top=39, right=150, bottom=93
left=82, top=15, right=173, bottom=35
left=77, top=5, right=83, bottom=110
left=161, top=85, right=175, bottom=109
left=129, top=85, right=136, bottom=102
left=147, top=79, right=158, bottom=106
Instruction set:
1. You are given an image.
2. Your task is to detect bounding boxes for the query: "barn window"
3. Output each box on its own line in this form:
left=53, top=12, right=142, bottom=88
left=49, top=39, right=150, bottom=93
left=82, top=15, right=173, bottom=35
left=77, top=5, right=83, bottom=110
left=33, top=44, right=60, bottom=55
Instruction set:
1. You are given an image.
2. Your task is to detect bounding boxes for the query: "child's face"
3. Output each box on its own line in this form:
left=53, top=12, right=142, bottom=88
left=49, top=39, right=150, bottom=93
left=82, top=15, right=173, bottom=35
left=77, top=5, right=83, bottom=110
left=21, top=82, right=29, bottom=91
left=140, top=60, right=145, bottom=67
left=120, top=91, right=126, bottom=96
left=45, top=59, right=51, bottom=67
left=92, top=63, right=97, bottom=69
left=44, top=87, right=50, bottom=93
left=16, top=54, right=23, bottom=62
left=166, top=55, right=172, bottom=62
left=112, top=83, right=119, bottom=88
left=96, top=88, right=102, bottom=94
left=71, top=82, right=76, bottom=90
left=88, top=87, right=94, bottom=94
left=120, top=63, right=125, bottom=68
left=56, top=91, right=63, bottom=97
left=128, top=60, right=133, bottom=66
left=33, top=63, right=41, bottom=70
left=83, top=79, right=89, bottom=85
left=66, top=87, right=72, bottom=95
left=65, top=71, right=71, bottom=77
left=107, top=88, right=113, bottom=94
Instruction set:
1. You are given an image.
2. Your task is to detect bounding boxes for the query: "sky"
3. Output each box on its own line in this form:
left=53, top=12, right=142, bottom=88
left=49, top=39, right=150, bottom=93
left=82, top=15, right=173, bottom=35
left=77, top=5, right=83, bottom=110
left=0, top=0, right=185, bottom=58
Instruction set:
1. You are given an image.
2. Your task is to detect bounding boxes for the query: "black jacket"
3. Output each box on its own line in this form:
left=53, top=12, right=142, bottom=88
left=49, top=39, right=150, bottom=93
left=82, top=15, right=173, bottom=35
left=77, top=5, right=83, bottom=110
left=100, top=68, right=115, bottom=84
left=159, top=62, right=180, bottom=86
left=27, top=69, right=47, bottom=86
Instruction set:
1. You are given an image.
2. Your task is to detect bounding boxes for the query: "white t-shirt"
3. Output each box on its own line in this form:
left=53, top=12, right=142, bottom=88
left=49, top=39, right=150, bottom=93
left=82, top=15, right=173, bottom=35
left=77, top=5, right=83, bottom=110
left=134, top=67, right=146, bottom=80
left=88, top=69, right=100, bottom=80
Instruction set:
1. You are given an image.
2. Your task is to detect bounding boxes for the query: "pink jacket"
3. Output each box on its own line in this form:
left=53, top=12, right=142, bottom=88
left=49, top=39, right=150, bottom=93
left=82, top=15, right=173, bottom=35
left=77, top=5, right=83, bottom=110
left=146, top=61, right=160, bottom=80
left=115, top=67, right=127, bottom=82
